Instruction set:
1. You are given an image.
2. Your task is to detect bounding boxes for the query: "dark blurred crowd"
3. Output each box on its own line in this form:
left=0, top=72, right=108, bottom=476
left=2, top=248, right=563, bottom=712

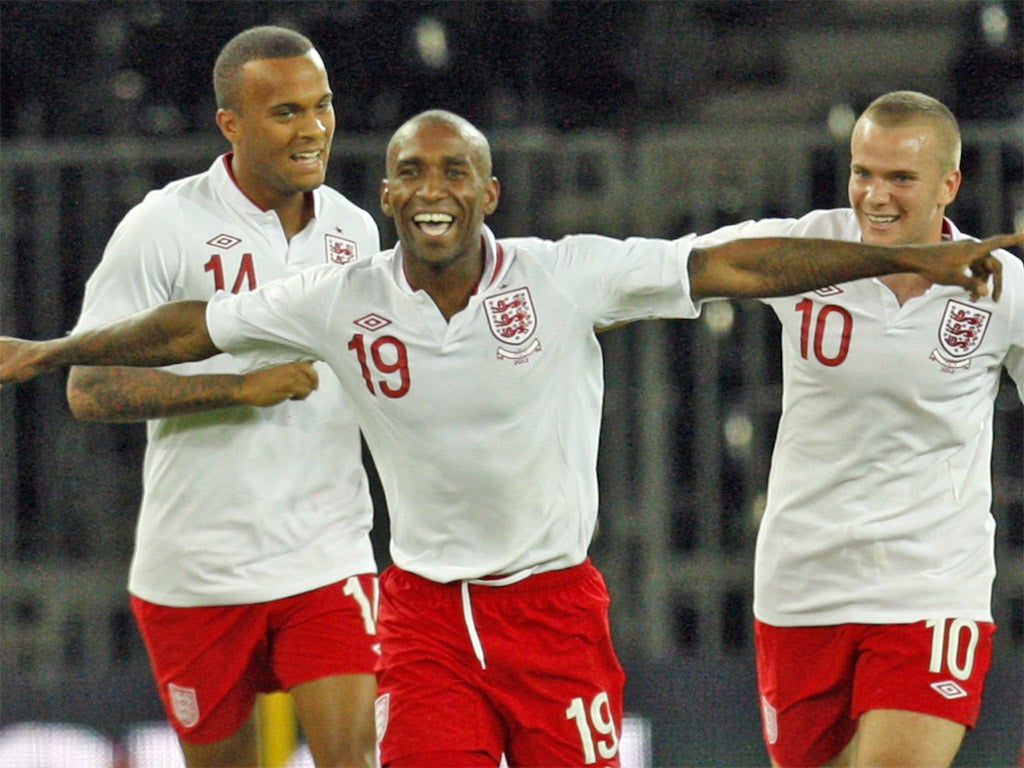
left=2, top=0, right=1021, bottom=141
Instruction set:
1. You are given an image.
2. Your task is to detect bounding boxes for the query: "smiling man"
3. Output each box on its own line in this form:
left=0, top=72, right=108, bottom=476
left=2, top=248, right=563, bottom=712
left=693, top=91, right=1024, bottom=768
left=0, top=109, right=1020, bottom=768
left=60, top=26, right=381, bottom=768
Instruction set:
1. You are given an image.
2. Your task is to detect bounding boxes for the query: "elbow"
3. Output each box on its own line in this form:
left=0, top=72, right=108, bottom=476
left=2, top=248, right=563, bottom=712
left=66, top=367, right=105, bottom=421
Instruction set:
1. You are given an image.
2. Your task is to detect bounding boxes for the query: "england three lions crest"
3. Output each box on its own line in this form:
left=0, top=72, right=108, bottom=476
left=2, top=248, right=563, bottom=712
left=326, top=233, right=357, bottom=265
left=484, top=287, right=542, bottom=362
left=930, top=299, right=991, bottom=371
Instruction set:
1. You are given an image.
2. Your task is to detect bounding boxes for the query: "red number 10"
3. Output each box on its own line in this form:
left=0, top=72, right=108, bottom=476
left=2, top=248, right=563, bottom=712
left=795, top=298, right=852, bottom=367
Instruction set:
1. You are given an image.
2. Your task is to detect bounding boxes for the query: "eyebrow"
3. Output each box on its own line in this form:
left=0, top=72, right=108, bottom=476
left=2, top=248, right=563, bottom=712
left=396, top=154, right=472, bottom=167
left=267, top=92, right=332, bottom=110
left=851, top=163, right=918, bottom=176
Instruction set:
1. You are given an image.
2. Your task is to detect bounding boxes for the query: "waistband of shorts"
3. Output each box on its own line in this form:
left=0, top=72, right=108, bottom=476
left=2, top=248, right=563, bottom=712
left=389, top=559, right=595, bottom=594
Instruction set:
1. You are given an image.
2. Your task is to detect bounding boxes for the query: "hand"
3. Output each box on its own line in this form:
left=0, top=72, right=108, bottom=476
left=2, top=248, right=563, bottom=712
left=0, top=337, right=50, bottom=386
left=916, top=231, right=1023, bottom=301
left=236, top=360, right=320, bottom=407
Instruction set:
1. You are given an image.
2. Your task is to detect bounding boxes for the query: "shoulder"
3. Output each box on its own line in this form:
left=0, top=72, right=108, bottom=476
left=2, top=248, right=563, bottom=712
left=498, top=236, right=553, bottom=256
left=316, top=186, right=379, bottom=232
left=794, top=208, right=858, bottom=237
left=694, top=209, right=858, bottom=245
left=121, top=167, right=217, bottom=227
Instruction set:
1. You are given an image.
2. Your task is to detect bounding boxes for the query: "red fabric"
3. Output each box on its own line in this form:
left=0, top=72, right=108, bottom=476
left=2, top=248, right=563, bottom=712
left=131, top=574, right=379, bottom=743
left=755, top=618, right=995, bottom=766
left=376, top=560, right=625, bottom=767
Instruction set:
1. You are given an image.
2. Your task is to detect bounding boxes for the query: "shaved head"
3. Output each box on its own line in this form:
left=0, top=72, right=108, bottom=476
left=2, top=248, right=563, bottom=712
left=856, top=91, right=962, bottom=171
left=387, top=110, right=493, bottom=177
left=213, top=25, right=314, bottom=111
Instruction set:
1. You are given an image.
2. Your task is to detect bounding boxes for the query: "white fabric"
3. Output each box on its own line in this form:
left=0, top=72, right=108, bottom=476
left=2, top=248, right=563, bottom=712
left=208, top=226, right=701, bottom=582
left=74, top=155, right=380, bottom=606
left=695, top=209, right=1024, bottom=625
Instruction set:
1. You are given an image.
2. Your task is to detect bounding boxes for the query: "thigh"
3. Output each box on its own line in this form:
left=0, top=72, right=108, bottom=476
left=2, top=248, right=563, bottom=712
left=855, top=709, right=966, bottom=767
left=754, top=620, right=860, bottom=768
left=130, top=595, right=268, bottom=744
left=481, top=561, right=626, bottom=768
left=375, top=567, right=506, bottom=766
left=270, top=575, right=380, bottom=687
left=291, top=673, right=378, bottom=768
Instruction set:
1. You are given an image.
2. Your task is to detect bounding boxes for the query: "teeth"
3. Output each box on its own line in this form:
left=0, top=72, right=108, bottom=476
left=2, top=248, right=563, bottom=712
left=868, top=214, right=898, bottom=224
left=294, top=151, right=319, bottom=160
left=413, top=212, right=453, bottom=236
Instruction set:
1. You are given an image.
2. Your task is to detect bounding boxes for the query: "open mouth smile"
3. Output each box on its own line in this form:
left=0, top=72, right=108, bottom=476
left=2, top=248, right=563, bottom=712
left=291, top=149, right=324, bottom=167
left=414, top=212, right=454, bottom=236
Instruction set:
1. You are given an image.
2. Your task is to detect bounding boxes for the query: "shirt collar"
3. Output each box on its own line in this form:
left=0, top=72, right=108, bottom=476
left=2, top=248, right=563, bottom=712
left=393, top=224, right=503, bottom=294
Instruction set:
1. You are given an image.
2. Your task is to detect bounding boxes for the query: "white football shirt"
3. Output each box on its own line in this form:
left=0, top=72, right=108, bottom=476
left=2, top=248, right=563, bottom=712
left=74, top=155, right=380, bottom=606
left=695, top=209, right=1024, bottom=625
left=208, top=225, right=702, bottom=582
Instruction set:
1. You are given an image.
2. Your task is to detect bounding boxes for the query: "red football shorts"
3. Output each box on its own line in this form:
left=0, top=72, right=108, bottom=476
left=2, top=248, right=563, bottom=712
left=375, top=560, right=626, bottom=767
left=131, top=574, right=379, bottom=744
left=755, top=618, right=995, bottom=767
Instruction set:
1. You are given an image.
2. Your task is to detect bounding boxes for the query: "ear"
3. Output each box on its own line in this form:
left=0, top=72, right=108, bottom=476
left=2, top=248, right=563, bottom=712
left=216, top=108, right=239, bottom=144
left=380, top=180, right=393, bottom=217
left=938, top=167, right=962, bottom=207
left=483, top=176, right=500, bottom=215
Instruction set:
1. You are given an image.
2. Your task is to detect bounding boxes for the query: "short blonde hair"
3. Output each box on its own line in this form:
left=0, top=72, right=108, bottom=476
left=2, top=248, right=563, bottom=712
left=858, top=91, right=962, bottom=170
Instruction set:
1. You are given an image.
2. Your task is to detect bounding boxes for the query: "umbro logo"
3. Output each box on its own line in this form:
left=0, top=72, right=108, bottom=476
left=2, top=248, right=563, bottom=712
left=930, top=680, right=968, bottom=700
left=207, top=233, right=241, bottom=249
left=354, top=313, right=391, bottom=332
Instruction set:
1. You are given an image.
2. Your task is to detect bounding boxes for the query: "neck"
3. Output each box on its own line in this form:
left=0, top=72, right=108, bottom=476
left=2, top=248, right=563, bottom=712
left=228, top=156, right=314, bottom=239
left=274, top=193, right=314, bottom=240
left=877, top=222, right=947, bottom=306
left=405, top=248, right=484, bottom=321
left=880, top=272, right=930, bottom=302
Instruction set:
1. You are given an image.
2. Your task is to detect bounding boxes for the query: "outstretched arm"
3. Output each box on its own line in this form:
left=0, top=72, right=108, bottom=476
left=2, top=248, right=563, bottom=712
left=688, top=232, right=1023, bottom=302
left=1, top=300, right=213, bottom=385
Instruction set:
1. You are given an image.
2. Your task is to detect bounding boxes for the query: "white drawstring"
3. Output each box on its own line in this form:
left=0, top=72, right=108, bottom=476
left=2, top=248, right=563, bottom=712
left=460, top=581, right=487, bottom=669
left=460, top=567, right=537, bottom=670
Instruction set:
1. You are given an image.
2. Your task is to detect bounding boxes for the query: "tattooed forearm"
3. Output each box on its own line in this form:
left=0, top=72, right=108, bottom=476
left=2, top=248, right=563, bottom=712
left=67, top=366, right=246, bottom=422
left=690, top=233, right=1013, bottom=302
left=689, top=237, right=909, bottom=300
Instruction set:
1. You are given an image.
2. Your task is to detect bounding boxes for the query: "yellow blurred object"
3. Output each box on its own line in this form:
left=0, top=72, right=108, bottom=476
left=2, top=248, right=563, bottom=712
left=258, top=691, right=298, bottom=767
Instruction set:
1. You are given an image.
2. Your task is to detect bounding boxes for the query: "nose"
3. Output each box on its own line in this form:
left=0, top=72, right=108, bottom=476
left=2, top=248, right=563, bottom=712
left=862, top=178, right=890, bottom=205
left=416, top=170, right=449, bottom=200
left=298, top=112, right=328, bottom=138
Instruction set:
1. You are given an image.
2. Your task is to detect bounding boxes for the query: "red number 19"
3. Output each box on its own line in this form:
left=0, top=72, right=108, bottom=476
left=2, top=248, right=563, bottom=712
left=347, top=333, right=411, bottom=398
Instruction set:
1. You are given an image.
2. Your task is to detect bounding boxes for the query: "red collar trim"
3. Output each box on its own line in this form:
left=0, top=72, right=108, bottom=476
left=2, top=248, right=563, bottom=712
left=223, top=153, right=313, bottom=214
left=485, top=243, right=505, bottom=290
left=222, top=153, right=268, bottom=212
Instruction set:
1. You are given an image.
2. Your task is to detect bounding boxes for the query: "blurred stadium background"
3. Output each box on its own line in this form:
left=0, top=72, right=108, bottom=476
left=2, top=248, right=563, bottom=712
left=1, top=1, right=1021, bottom=766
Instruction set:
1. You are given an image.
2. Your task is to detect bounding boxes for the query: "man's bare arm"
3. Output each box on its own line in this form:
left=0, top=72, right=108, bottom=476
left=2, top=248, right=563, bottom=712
left=688, top=232, right=1023, bottom=302
left=1, top=300, right=213, bottom=385
left=67, top=362, right=320, bottom=422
